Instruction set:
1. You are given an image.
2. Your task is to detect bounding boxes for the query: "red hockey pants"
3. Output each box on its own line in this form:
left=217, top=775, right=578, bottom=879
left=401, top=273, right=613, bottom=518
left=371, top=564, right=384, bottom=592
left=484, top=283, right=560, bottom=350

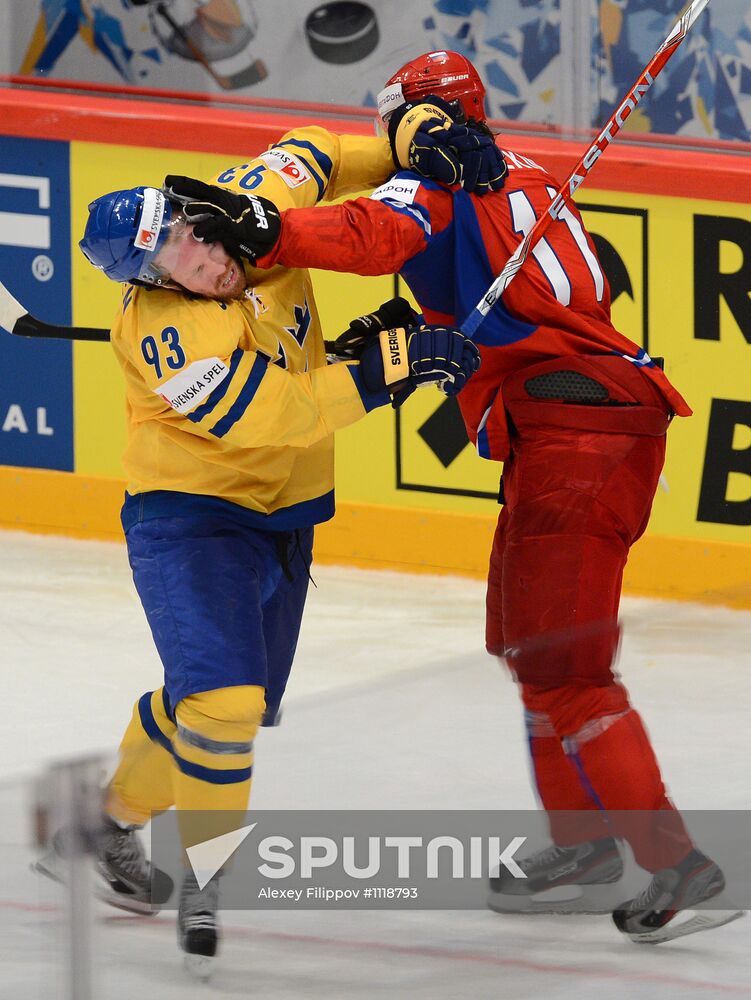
left=486, top=357, right=693, bottom=871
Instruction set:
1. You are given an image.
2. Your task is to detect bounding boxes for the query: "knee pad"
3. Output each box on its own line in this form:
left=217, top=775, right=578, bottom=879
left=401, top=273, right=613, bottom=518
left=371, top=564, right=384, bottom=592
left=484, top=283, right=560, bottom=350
left=171, top=687, right=264, bottom=823
left=521, top=681, right=630, bottom=740
left=505, top=618, right=622, bottom=686
left=176, top=684, right=266, bottom=747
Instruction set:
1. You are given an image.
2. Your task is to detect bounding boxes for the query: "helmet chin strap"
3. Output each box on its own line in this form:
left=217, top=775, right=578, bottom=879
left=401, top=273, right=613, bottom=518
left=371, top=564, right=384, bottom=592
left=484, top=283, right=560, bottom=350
left=131, top=277, right=184, bottom=292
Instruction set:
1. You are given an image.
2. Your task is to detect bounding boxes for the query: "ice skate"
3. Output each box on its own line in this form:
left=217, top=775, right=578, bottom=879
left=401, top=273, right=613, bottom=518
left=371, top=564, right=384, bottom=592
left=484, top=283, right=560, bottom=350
left=33, top=816, right=174, bottom=916
left=178, top=870, right=220, bottom=981
left=613, top=849, right=745, bottom=944
left=96, top=816, right=174, bottom=914
left=488, top=836, right=624, bottom=914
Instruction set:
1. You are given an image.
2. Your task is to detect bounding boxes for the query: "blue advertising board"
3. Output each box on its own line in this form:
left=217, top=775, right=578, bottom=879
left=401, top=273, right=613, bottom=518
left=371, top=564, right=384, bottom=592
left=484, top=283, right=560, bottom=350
left=0, top=136, right=73, bottom=471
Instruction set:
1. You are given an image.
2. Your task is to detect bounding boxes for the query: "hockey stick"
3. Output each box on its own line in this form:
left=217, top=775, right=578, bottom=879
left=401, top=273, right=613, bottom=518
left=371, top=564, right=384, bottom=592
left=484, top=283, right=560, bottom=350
left=1, top=1, right=708, bottom=346
left=461, top=0, right=712, bottom=339
left=0, top=279, right=110, bottom=342
left=155, top=3, right=267, bottom=91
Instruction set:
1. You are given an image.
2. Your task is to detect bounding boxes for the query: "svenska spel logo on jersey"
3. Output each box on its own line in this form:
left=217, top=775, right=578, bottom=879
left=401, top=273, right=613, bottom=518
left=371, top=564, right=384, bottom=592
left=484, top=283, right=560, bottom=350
left=260, top=149, right=311, bottom=189
left=281, top=162, right=304, bottom=184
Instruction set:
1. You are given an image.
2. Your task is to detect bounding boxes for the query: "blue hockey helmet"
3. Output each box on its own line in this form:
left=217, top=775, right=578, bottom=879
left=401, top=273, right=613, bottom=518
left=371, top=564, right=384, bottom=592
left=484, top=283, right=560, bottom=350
left=79, top=186, right=180, bottom=284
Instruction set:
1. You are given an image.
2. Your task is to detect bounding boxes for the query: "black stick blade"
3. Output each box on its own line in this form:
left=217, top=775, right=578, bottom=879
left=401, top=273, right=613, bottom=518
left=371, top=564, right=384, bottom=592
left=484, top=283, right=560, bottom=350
left=13, top=314, right=110, bottom=342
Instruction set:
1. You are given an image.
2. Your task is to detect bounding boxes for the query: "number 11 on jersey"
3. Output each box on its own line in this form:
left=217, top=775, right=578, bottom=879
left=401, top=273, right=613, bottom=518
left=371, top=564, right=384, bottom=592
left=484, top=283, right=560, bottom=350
left=508, top=188, right=605, bottom=306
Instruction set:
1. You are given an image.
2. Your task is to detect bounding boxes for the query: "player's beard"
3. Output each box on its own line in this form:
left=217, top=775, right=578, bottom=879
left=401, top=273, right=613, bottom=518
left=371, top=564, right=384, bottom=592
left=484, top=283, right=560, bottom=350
left=212, top=257, right=248, bottom=301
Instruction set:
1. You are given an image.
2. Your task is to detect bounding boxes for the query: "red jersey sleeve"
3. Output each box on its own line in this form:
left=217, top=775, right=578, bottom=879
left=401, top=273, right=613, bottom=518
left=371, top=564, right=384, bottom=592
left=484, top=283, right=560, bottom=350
left=258, top=173, right=451, bottom=276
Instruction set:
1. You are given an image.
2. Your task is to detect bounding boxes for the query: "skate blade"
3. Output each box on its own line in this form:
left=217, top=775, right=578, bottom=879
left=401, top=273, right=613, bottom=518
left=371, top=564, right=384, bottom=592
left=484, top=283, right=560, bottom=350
left=32, top=856, right=158, bottom=916
left=31, top=857, right=64, bottom=885
left=95, top=885, right=159, bottom=916
left=184, top=952, right=214, bottom=981
left=488, top=882, right=620, bottom=915
left=94, top=860, right=172, bottom=914
left=629, top=909, right=745, bottom=944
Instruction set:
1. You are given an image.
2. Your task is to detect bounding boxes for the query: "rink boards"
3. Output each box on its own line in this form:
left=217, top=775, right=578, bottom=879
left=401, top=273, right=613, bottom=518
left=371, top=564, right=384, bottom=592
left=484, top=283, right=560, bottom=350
left=0, top=86, right=749, bottom=607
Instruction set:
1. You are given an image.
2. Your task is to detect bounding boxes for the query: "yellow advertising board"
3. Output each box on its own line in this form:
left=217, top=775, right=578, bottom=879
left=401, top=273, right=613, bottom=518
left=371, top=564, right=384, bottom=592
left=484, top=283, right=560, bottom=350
left=330, top=190, right=751, bottom=539
left=0, top=121, right=748, bottom=606
left=316, top=185, right=751, bottom=605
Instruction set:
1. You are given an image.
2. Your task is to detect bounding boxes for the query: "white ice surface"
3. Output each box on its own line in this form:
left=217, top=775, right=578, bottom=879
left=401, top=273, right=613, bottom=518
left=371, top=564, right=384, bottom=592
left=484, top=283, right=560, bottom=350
left=0, top=529, right=749, bottom=999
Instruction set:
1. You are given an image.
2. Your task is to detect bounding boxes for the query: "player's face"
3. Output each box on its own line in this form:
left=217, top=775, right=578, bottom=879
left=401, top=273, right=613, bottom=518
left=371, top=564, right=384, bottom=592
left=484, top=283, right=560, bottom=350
left=157, top=226, right=247, bottom=301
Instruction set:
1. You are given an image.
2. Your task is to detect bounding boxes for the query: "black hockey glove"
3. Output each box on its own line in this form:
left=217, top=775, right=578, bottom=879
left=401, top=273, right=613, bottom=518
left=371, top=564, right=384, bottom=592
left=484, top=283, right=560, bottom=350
left=325, top=296, right=419, bottom=360
left=387, top=97, right=507, bottom=194
left=163, top=175, right=281, bottom=263
left=440, top=124, right=508, bottom=193
left=359, top=324, right=481, bottom=406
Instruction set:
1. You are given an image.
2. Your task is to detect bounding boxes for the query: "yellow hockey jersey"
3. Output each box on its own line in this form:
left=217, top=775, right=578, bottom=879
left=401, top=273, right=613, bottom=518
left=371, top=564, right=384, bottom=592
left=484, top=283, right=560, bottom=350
left=112, top=127, right=394, bottom=532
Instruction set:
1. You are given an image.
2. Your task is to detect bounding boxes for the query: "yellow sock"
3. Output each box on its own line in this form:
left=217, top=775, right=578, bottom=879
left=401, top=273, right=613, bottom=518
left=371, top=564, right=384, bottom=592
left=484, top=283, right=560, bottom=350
left=171, top=685, right=265, bottom=848
left=106, top=688, right=176, bottom=826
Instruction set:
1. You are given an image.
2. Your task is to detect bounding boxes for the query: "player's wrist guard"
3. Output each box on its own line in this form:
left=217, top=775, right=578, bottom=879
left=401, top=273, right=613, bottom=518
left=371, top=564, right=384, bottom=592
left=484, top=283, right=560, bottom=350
left=358, top=323, right=481, bottom=407
left=325, top=296, right=419, bottom=361
left=163, top=175, right=281, bottom=263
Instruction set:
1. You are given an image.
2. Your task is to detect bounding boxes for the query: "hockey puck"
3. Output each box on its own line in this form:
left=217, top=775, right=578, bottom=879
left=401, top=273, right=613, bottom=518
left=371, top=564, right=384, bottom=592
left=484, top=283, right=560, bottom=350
left=305, top=2, right=379, bottom=65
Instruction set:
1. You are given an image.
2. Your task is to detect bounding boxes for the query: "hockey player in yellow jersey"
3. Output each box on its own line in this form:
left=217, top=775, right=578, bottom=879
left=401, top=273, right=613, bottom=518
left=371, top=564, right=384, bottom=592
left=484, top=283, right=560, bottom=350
left=68, top=118, right=485, bottom=976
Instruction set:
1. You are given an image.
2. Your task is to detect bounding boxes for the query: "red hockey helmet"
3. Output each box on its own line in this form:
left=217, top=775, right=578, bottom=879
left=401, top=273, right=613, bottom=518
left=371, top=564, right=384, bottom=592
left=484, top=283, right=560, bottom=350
left=377, top=50, right=487, bottom=127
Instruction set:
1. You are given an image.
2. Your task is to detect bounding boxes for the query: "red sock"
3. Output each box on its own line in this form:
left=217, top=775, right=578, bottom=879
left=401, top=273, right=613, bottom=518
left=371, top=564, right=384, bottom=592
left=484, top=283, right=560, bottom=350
left=526, top=710, right=610, bottom=844
left=523, top=684, right=693, bottom=870
left=572, top=710, right=693, bottom=870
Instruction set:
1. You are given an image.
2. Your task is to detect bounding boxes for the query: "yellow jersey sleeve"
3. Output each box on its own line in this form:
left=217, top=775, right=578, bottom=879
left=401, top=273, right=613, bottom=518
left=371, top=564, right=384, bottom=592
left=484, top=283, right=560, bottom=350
left=209, top=126, right=393, bottom=211
left=116, top=285, right=388, bottom=452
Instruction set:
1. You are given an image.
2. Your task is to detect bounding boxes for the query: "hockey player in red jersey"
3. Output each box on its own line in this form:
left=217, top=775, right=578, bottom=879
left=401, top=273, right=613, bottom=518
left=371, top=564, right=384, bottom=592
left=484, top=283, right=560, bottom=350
left=168, top=50, right=743, bottom=944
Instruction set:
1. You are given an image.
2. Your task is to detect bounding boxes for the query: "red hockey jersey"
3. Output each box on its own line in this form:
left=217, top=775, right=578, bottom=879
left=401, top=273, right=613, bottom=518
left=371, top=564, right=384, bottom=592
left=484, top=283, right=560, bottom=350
left=259, top=146, right=691, bottom=461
